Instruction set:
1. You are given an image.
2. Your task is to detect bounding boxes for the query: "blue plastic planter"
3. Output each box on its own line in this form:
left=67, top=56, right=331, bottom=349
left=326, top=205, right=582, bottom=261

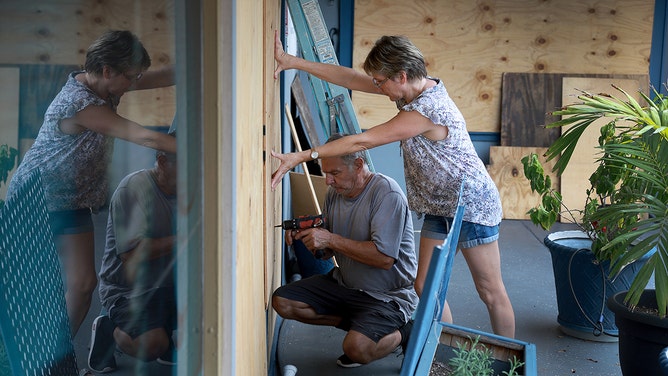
left=544, top=230, right=653, bottom=342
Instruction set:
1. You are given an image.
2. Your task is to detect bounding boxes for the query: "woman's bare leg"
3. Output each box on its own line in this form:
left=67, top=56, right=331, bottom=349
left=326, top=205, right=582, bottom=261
left=460, top=241, right=515, bottom=337
left=56, top=231, right=98, bottom=336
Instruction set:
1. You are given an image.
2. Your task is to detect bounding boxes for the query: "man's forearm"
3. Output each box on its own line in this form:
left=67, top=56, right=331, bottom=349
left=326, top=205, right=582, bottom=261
left=119, top=235, right=175, bottom=263
left=328, top=234, right=394, bottom=270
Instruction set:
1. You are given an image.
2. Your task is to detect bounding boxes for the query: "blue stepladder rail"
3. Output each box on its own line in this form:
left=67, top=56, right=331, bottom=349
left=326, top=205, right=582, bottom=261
left=400, top=182, right=537, bottom=375
left=285, top=0, right=375, bottom=172
left=400, top=182, right=465, bottom=376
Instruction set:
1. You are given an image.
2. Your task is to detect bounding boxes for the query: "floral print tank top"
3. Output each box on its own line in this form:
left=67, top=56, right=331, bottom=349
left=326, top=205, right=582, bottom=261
left=7, top=71, right=116, bottom=212
left=397, top=78, right=502, bottom=226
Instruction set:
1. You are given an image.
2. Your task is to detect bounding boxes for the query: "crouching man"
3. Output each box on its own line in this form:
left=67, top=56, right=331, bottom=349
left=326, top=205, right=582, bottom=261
left=272, top=133, right=417, bottom=368
left=88, top=131, right=178, bottom=372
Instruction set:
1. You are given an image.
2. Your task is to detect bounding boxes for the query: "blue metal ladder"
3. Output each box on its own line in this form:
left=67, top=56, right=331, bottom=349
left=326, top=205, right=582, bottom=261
left=400, top=184, right=537, bottom=375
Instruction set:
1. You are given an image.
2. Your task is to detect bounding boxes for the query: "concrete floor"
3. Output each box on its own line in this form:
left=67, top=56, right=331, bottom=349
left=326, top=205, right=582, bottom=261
left=71, top=213, right=632, bottom=375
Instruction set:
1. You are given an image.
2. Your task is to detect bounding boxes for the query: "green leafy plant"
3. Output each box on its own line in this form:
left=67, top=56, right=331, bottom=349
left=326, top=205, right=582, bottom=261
left=503, top=356, right=525, bottom=376
left=0, top=144, right=19, bottom=208
left=522, top=84, right=668, bottom=316
left=446, top=335, right=524, bottom=376
left=448, top=336, right=494, bottom=376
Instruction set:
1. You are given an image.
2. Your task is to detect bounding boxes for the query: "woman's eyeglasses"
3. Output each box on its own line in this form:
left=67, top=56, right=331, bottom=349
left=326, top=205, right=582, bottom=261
left=372, top=77, right=389, bottom=88
left=122, top=72, right=143, bottom=81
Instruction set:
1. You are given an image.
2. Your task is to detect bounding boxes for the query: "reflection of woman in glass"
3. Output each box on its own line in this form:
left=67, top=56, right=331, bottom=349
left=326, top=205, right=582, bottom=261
left=7, top=30, right=176, bottom=336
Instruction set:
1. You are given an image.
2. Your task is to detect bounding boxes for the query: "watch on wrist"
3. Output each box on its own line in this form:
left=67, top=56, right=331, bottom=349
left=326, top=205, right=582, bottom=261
left=310, top=149, right=319, bottom=160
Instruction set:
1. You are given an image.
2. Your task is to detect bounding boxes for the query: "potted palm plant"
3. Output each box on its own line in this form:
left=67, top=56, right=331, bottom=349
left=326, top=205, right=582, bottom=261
left=522, top=84, right=668, bottom=375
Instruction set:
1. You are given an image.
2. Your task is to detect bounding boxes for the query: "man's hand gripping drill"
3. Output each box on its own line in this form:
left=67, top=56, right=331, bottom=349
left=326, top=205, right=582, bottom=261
left=277, top=214, right=329, bottom=259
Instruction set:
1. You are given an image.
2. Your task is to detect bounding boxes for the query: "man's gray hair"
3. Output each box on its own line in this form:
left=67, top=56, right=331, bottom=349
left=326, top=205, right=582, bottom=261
left=325, top=133, right=367, bottom=166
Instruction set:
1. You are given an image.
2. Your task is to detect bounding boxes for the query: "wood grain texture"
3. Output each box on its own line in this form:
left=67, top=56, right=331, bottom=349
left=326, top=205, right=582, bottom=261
left=289, top=172, right=328, bottom=217
left=235, top=1, right=269, bottom=373
left=353, top=0, right=653, bottom=132
left=265, top=2, right=286, bottom=368
left=559, top=77, right=642, bottom=222
left=487, top=146, right=558, bottom=220
left=0, top=1, right=176, bottom=127
left=501, top=73, right=649, bottom=147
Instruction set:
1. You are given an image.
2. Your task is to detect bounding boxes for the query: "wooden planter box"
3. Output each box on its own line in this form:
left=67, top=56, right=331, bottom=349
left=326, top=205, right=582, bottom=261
left=433, top=323, right=537, bottom=376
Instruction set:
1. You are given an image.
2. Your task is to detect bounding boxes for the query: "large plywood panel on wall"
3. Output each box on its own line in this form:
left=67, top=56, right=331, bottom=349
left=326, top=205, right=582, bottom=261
left=559, top=77, right=642, bottom=222
left=353, top=0, right=653, bottom=132
left=0, top=1, right=174, bottom=65
left=265, top=0, right=284, bottom=365
left=235, top=0, right=272, bottom=374
left=487, top=146, right=558, bottom=220
left=0, top=1, right=176, bottom=127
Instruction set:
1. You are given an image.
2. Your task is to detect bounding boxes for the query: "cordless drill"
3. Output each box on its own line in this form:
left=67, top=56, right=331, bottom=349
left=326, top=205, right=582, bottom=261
left=280, top=214, right=325, bottom=230
left=277, top=214, right=327, bottom=258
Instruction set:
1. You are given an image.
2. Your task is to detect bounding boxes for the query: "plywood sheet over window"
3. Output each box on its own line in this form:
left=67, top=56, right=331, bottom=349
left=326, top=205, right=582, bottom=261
left=352, top=0, right=653, bottom=132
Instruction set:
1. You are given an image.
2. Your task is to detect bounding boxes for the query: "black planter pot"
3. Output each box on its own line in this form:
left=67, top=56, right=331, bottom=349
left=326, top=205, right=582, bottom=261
left=544, top=231, right=652, bottom=342
left=607, top=290, right=668, bottom=376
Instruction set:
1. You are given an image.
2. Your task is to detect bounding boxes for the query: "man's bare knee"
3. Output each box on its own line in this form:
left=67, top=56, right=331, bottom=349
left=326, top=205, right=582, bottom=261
left=342, top=331, right=375, bottom=364
left=272, top=295, right=294, bottom=317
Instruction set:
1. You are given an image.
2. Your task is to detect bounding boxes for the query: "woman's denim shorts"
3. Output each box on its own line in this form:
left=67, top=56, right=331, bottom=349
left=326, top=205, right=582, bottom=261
left=49, top=208, right=94, bottom=235
left=421, top=214, right=499, bottom=249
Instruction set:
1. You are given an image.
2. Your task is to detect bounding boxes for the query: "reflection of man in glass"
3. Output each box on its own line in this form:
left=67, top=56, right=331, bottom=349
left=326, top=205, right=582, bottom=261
left=88, top=131, right=177, bottom=372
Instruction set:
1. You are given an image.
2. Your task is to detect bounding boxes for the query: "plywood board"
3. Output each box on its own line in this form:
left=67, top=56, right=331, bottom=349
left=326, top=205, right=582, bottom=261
left=353, top=1, right=653, bottom=132
left=289, top=171, right=328, bottom=217
left=560, top=77, right=642, bottom=222
left=500, top=73, right=649, bottom=147
left=500, top=73, right=563, bottom=147
left=487, top=146, right=558, bottom=220
left=0, top=67, right=20, bottom=201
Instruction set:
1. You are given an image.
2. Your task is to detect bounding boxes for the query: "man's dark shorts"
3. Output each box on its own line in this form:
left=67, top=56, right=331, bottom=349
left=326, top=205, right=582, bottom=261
left=273, top=271, right=406, bottom=343
left=109, top=286, right=177, bottom=339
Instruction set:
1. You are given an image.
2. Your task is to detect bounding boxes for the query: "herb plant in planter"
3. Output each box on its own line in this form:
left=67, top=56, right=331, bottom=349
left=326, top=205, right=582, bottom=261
left=522, top=84, right=668, bottom=374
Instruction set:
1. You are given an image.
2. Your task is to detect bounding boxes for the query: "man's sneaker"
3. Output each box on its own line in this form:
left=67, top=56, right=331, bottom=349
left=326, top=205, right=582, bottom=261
left=399, top=319, right=414, bottom=355
left=156, top=338, right=176, bottom=366
left=88, top=315, right=117, bottom=373
left=336, top=354, right=362, bottom=368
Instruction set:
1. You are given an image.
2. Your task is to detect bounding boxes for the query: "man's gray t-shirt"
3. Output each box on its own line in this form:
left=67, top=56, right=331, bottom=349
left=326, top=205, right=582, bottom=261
left=327, top=173, right=418, bottom=321
left=98, top=169, right=176, bottom=311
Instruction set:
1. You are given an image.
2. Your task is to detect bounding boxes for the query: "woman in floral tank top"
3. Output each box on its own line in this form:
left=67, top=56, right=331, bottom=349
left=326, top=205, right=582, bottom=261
left=271, top=31, right=515, bottom=338
left=6, top=30, right=176, bottom=337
